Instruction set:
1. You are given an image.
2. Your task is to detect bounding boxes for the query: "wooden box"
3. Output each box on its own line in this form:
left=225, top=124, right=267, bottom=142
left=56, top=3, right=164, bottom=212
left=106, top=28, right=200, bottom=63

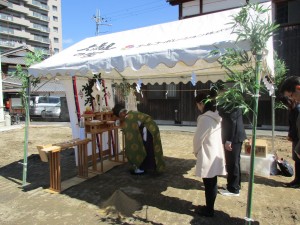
left=82, top=113, right=94, bottom=122
left=244, top=139, right=268, bottom=158
left=103, top=111, right=114, bottom=121
left=94, top=112, right=104, bottom=121
left=85, top=120, right=105, bottom=133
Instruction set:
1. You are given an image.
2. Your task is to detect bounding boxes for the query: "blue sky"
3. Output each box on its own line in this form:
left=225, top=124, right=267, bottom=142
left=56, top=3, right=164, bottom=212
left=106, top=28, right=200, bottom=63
left=61, top=0, right=178, bottom=49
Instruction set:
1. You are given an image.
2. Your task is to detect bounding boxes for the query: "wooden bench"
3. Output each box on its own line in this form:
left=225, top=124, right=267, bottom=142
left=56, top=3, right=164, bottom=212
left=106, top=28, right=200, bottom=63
left=37, top=138, right=91, bottom=193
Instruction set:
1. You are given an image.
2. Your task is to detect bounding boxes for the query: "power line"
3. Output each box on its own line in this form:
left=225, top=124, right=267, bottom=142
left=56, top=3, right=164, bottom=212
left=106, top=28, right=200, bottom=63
left=93, top=1, right=175, bottom=34
left=102, top=2, right=171, bottom=22
left=109, top=5, right=170, bottom=22
left=103, top=0, right=166, bottom=17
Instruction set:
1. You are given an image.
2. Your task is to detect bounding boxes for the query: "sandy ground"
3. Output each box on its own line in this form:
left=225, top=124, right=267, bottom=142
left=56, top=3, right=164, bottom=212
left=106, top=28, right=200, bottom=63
left=0, top=124, right=299, bottom=225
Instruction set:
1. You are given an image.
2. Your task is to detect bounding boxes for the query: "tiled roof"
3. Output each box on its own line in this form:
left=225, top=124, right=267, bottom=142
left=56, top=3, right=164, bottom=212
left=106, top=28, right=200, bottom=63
left=31, top=79, right=65, bottom=93
left=1, top=45, right=34, bottom=65
left=167, top=0, right=192, bottom=6
left=1, top=56, right=27, bottom=65
left=2, top=76, right=65, bottom=94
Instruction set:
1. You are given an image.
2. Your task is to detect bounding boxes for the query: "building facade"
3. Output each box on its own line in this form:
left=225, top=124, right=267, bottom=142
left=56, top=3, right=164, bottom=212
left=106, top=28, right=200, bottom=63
left=0, top=0, right=62, bottom=55
left=166, top=0, right=300, bottom=128
left=0, top=0, right=64, bottom=124
left=166, top=0, right=300, bottom=78
left=127, top=0, right=300, bottom=128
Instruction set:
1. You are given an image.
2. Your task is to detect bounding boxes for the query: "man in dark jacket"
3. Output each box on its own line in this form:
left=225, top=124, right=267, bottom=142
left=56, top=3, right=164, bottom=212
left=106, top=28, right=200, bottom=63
left=285, top=99, right=300, bottom=188
left=218, top=108, right=247, bottom=196
left=280, top=76, right=300, bottom=103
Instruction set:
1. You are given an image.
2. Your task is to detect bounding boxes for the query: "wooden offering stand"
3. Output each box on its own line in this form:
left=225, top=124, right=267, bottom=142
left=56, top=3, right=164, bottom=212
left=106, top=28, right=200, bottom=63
left=37, top=138, right=91, bottom=193
left=82, top=111, right=123, bottom=173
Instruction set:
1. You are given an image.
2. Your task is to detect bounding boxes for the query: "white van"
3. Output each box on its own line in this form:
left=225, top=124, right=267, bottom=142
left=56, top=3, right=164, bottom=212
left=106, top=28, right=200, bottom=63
left=30, top=96, right=61, bottom=118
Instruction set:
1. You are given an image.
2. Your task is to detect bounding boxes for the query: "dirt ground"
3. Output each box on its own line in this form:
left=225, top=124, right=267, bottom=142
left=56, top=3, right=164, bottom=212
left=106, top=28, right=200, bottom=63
left=0, top=125, right=299, bottom=225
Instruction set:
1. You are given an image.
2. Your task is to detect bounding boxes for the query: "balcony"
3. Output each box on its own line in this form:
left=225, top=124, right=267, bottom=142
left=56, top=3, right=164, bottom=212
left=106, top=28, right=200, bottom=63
left=0, top=0, right=9, bottom=10
left=32, top=0, right=49, bottom=11
left=9, top=3, right=31, bottom=15
left=33, top=35, right=50, bottom=44
left=0, top=38, right=23, bottom=48
left=32, top=23, right=50, bottom=33
left=25, top=0, right=49, bottom=12
left=0, top=13, right=13, bottom=21
left=0, top=26, right=14, bottom=34
left=12, top=16, right=31, bottom=27
left=30, top=11, right=49, bottom=21
left=0, top=38, right=14, bottom=47
left=0, top=13, right=31, bottom=27
left=34, top=46, right=50, bottom=55
left=0, top=27, right=30, bottom=40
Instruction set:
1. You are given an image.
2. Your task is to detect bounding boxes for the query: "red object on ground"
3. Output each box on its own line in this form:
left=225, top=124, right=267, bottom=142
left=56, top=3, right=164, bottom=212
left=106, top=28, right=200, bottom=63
left=5, top=100, right=10, bottom=109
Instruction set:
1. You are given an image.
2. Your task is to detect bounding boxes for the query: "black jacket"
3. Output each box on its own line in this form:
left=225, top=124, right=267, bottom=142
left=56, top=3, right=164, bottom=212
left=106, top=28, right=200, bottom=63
left=219, top=108, right=247, bottom=144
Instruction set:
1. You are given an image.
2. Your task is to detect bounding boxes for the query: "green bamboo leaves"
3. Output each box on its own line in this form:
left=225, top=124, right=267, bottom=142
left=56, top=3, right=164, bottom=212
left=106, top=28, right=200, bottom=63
left=211, top=3, right=279, bottom=116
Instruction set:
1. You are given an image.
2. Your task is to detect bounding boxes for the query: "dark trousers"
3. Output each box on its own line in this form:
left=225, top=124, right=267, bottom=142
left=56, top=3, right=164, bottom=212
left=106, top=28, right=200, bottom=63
left=225, top=142, right=242, bottom=193
left=202, top=176, right=217, bottom=212
left=294, top=161, right=300, bottom=183
left=139, top=129, right=156, bottom=171
left=291, top=142, right=300, bottom=183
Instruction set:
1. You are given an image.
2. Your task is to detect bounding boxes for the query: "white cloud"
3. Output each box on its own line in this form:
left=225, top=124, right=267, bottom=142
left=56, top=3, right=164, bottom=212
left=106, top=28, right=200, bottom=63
left=63, top=38, right=74, bottom=44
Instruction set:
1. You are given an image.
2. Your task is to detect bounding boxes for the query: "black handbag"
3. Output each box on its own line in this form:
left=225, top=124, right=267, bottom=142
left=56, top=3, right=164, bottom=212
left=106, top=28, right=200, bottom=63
left=277, top=158, right=294, bottom=177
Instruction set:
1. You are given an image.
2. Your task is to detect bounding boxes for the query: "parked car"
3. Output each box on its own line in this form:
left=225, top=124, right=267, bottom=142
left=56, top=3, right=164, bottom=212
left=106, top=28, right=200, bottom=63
left=30, top=96, right=61, bottom=118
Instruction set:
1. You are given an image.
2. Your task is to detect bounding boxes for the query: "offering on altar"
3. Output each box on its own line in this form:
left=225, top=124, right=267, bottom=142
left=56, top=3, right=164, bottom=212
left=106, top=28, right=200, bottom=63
left=84, top=106, right=94, bottom=114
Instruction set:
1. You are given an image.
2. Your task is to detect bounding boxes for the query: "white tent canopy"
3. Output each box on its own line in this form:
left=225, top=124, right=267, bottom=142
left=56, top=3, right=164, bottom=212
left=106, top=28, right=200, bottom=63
left=29, top=6, right=254, bottom=85
left=27, top=2, right=274, bottom=168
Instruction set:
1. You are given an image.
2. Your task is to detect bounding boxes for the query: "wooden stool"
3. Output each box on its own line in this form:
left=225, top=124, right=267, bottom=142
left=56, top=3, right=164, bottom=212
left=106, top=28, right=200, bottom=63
left=37, top=138, right=91, bottom=193
left=53, top=138, right=91, bottom=178
left=74, top=139, right=90, bottom=178
left=39, top=145, right=62, bottom=193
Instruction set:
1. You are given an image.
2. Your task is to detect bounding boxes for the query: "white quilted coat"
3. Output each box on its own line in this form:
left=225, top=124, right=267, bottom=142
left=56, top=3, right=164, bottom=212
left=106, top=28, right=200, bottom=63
left=193, top=110, right=226, bottom=178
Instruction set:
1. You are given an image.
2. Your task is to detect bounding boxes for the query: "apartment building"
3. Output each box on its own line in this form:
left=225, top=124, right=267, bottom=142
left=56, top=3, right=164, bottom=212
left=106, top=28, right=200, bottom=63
left=0, top=0, right=62, bottom=55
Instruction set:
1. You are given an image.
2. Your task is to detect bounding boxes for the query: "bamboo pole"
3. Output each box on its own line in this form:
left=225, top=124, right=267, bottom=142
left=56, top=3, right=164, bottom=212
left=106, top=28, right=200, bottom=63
left=22, top=77, right=30, bottom=187
left=245, top=53, right=262, bottom=225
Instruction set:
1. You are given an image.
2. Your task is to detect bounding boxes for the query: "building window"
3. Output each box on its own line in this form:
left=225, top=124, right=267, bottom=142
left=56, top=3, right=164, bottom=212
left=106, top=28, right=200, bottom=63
left=54, top=38, right=59, bottom=43
left=54, top=48, right=59, bottom=54
left=275, top=2, right=288, bottom=24
left=147, top=84, right=164, bottom=99
left=147, top=83, right=178, bottom=99
left=52, top=5, right=57, bottom=11
left=53, top=27, right=58, bottom=33
left=166, top=83, right=177, bottom=98
left=53, top=16, right=58, bottom=22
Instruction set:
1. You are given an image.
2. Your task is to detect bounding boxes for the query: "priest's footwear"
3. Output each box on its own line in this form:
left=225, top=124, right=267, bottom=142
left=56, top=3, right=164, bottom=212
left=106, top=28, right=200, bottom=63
left=195, top=206, right=214, bottom=217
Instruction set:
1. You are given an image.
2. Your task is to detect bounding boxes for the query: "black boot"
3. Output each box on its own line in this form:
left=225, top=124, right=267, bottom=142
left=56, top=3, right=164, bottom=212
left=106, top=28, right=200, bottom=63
left=286, top=162, right=300, bottom=188
left=195, top=205, right=214, bottom=217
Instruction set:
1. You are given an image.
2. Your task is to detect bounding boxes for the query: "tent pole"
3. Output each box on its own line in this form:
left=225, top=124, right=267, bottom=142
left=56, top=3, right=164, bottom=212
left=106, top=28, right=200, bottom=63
left=102, top=79, right=108, bottom=107
left=72, top=76, right=81, bottom=123
left=271, top=94, right=275, bottom=153
left=245, top=53, right=262, bottom=225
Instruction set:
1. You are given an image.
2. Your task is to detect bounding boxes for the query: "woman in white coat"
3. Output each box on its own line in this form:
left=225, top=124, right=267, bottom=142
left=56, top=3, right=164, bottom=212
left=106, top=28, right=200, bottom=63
left=193, top=90, right=226, bottom=217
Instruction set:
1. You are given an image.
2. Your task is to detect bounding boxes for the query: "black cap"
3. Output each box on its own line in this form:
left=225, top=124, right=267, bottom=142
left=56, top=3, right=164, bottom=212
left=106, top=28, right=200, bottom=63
left=112, top=104, right=126, bottom=117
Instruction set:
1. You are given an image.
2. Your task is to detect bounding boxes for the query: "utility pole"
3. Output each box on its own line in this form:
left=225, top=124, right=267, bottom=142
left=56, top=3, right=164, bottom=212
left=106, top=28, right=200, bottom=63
left=92, top=9, right=111, bottom=36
